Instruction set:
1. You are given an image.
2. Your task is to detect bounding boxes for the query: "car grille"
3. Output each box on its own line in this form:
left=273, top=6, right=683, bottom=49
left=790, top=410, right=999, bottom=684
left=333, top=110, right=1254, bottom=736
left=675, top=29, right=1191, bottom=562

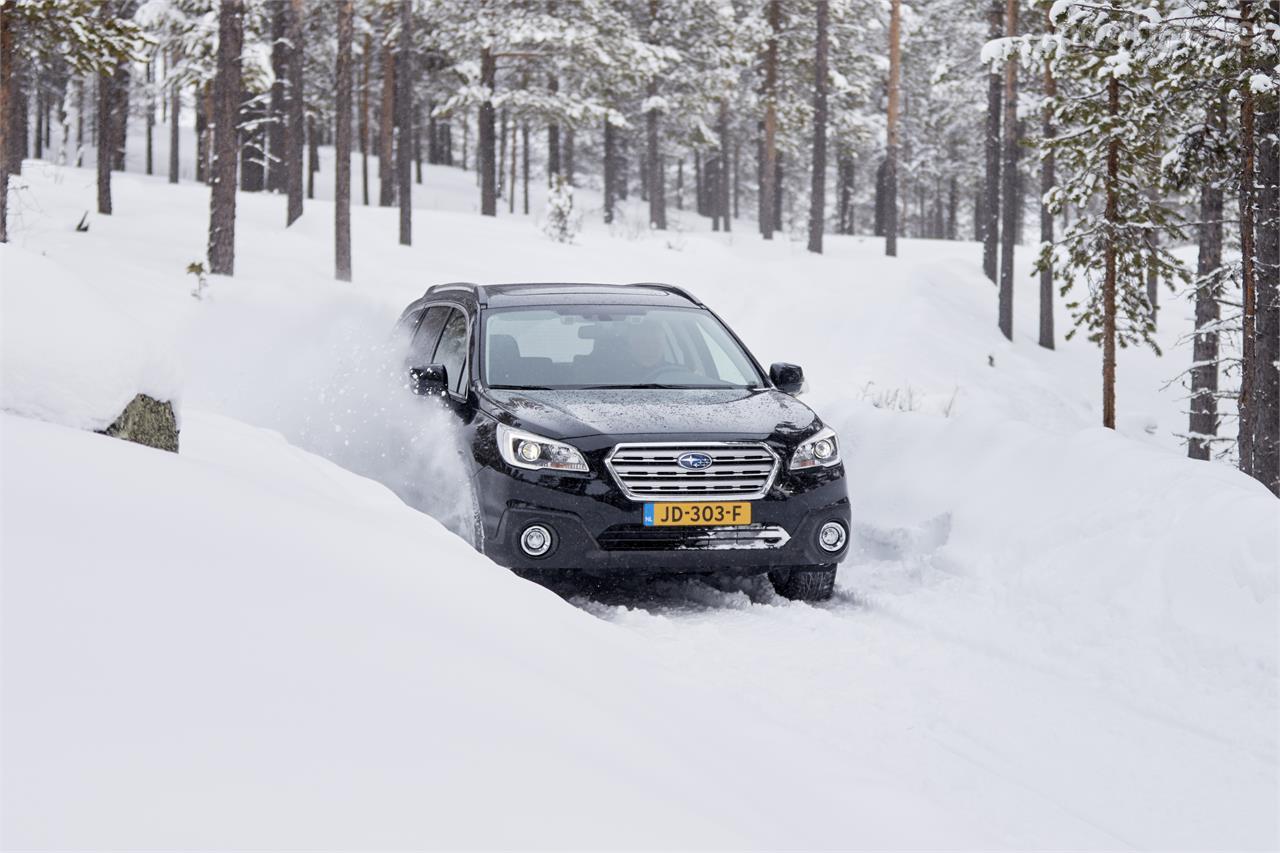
left=605, top=442, right=780, bottom=501
left=597, top=524, right=791, bottom=551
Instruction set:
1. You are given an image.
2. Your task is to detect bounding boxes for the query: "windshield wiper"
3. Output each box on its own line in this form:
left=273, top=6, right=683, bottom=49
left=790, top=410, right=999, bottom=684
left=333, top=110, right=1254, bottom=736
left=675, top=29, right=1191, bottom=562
left=575, top=383, right=701, bottom=390
left=489, top=384, right=555, bottom=390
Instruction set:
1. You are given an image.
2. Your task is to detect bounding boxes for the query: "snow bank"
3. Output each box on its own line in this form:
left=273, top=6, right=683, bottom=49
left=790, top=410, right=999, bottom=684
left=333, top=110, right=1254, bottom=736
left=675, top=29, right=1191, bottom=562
left=829, top=399, right=1279, bottom=667
left=0, top=412, right=980, bottom=849
left=1, top=244, right=180, bottom=431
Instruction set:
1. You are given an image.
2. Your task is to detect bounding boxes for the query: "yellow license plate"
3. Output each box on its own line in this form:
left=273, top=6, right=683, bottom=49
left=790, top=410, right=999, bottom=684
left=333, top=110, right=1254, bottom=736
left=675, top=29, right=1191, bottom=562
left=643, top=501, right=752, bottom=527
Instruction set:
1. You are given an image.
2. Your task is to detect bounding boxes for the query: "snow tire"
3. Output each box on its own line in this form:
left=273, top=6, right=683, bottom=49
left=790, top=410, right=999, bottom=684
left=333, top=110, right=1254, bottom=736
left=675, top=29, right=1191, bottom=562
left=769, top=565, right=837, bottom=602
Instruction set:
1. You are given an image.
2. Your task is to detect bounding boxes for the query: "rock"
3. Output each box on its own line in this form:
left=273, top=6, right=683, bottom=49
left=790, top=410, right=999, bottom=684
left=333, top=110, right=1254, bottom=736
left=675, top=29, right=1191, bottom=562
left=100, top=394, right=179, bottom=453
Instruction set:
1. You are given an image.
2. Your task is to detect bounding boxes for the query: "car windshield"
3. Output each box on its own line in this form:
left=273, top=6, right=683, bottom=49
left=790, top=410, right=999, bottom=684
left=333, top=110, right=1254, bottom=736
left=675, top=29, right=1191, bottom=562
left=482, top=306, right=764, bottom=390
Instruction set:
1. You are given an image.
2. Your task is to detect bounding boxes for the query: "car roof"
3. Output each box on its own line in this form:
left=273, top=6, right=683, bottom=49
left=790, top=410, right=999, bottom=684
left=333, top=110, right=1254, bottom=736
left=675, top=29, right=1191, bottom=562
left=424, top=282, right=704, bottom=309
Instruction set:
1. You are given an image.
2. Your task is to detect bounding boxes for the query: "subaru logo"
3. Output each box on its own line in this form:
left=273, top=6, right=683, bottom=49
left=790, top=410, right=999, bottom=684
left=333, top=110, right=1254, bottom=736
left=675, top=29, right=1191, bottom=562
left=677, top=452, right=714, bottom=471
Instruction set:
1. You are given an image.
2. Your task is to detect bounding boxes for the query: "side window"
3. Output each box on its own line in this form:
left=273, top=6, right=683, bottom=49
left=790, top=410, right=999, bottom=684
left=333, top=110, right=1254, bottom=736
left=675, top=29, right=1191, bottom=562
left=433, top=308, right=471, bottom=394
left=409, top=306, right=450, bottom=366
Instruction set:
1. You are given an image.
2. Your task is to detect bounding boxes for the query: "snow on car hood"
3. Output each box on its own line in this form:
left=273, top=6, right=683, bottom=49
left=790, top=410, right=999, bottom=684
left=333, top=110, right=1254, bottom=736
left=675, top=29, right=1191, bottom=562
left=485, top=387, right=817, bottom=440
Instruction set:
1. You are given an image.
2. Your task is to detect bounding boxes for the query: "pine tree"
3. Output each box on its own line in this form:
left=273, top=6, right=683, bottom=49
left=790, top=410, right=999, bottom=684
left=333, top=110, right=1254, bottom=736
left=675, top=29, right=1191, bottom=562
left=1028, top=0, right=1189, bottom=428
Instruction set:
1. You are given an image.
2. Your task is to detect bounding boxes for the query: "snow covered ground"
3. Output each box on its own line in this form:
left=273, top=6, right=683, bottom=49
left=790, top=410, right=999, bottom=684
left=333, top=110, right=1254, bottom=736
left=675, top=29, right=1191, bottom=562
left=2, top=157, right=1277, bottom=849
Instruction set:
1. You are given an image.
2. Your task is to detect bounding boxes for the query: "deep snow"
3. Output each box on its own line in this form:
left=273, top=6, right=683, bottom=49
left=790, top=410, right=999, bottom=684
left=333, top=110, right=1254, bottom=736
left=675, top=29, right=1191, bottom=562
left=2, top=155, right=1277, bottom=849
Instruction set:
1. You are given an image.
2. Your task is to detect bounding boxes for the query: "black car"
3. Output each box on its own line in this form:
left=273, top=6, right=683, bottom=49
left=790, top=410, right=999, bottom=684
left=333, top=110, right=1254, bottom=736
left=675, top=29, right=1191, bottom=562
left=396, top=282, right=850, bottom=601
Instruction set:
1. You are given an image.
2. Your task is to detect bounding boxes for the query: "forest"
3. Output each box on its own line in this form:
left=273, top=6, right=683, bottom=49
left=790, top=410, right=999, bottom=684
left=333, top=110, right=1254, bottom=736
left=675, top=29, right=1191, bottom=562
left=0, top=0, right=1277, bottom=495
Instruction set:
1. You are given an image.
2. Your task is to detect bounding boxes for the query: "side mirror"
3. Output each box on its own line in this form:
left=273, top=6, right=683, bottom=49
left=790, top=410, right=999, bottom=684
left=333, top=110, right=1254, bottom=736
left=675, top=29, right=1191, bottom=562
left=770, top=362, right=805, bottom=395
left=409, top=363, right=449, bottom=397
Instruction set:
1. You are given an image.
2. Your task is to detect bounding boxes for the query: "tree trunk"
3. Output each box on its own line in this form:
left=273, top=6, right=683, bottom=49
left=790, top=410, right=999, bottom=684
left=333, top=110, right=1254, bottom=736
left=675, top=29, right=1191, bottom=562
left=285, top=0, right=304, bottom=225
left=396, top=0, right=412, bottom=245
left=110, top=63, right=129, bottom=170
left=267, top=0, right=286, bottom=192
left=646, top=82, right=665, bottom=229
left=208, top=0, right=244, bottom=277
left=603, top=116, right=616, bottom=224
left=639, top=147, right=648, bottom=202
left=378, top=36, right=394, bottom=207
left=947, top=175, right=958, bottom=239
left=837, top=153, right=854, bottom=234
left=9, top=49, right=25, bottom=174
left=1039, top=35, right=1055, bottom=349
left=35, top=86, right=44, bottom=161
left=76, top=76, right=85, bottom=168
left=998, top=0, right=1018, bottom=339
left=97, top=66, right=114, bottom=214
left=807, top=0, right=829, bottom=253
left=719, top=106, right=731, bottom=234
left=760, top=0, right=780, bottom=239
left=983, top=0, right=1003, bottom=282
left=478, top=48, right=496, bottom=216
left=414, top=102, right=422, bottom=184
left=547, top=76, right=560, bottom=184
left=522, top=121, right=529, bottom=214
left=676, top=159, right=684, bottom=210
left=874, top=158, right=887, bottom=236
left=1189, top=173, right=1224, bottom=461
left=307, top=113, right=317, bottom=199
left=359, top=33, right=370, bottom=206
left=498, top=107, right=507, bottom=199
left=144, top=59, right=154, bottom=174
left=733, top=140, right=740, bottom=219
left=194, top=84, right=207, bottom=183
left=1239, top=2, right=1256, bottom=473
left=1252, top=13, right=1279, bottom=494
left=168, top=49, right=180, bottom=183
left=618, top=134, right=628, bottom=199
left=695, top=150, right=703, bottom=214
left=564, top=126, right=575, bottom=186
left=774, top=154, right=784, bottom=230
left=1102, top=75, right=1119, bottom=430
left=0, top=4, right=12, bottom=243
left=335, top=0, right=353, bottom=280
left=508, top=114, right=516, bottom=214
left=710, top=153, right=721, bottom=231
left=884, top=0, right=902, bottom=256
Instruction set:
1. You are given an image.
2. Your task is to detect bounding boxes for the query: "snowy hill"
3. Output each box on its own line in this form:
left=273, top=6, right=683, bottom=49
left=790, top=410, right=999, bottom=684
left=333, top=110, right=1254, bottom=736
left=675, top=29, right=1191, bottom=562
left=2, top=161, right=1277, bottom=848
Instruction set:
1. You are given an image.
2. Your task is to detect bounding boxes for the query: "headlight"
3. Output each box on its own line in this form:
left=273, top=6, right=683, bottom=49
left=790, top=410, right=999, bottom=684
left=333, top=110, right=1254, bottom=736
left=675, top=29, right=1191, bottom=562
left=498, top=423, right=589, bottom=473
left=790, top=426, right=840, bottom=470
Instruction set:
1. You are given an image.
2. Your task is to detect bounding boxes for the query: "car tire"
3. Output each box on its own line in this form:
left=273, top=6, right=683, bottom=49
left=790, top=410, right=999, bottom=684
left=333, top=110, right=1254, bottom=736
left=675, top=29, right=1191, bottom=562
left=769, top=565, right=836, bottom=602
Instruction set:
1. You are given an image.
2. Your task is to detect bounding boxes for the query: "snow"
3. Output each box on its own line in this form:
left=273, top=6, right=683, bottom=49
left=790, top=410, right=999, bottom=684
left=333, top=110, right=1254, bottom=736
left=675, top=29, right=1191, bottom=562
left=0, top=242, right=180, bottom=431
left=2, top=155, right=1277, bottom=848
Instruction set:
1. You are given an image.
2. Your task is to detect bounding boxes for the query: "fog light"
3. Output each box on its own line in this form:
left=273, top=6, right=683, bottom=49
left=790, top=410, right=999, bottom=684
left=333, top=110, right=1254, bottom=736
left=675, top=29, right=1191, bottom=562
left=519, top=524, right=554, bottom=558
left=818, top=521, right=847, bottom=553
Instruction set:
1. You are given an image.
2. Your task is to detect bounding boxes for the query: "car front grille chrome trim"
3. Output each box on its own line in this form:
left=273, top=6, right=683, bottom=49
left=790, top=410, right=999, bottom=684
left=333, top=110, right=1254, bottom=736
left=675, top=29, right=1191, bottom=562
left=597, top=524, right=792, bottom=551
left=606, top=441, right=781, bottom=501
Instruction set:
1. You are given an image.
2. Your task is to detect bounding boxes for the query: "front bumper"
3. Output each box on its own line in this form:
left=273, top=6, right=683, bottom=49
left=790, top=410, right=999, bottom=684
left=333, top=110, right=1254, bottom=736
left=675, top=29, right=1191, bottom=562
left=474, top=458, right=850, bottom=575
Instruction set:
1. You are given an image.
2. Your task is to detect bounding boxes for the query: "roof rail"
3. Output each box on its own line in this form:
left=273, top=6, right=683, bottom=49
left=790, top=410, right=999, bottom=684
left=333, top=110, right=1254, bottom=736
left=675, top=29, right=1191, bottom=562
left=425, top=282, right=486, bottom=301
left=626, top=282, right=703, bottom=306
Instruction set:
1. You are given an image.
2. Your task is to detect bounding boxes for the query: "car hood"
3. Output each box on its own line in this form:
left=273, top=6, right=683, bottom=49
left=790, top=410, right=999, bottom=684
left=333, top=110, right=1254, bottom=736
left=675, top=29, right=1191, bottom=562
left=485, top=387, right=817, bottom=441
